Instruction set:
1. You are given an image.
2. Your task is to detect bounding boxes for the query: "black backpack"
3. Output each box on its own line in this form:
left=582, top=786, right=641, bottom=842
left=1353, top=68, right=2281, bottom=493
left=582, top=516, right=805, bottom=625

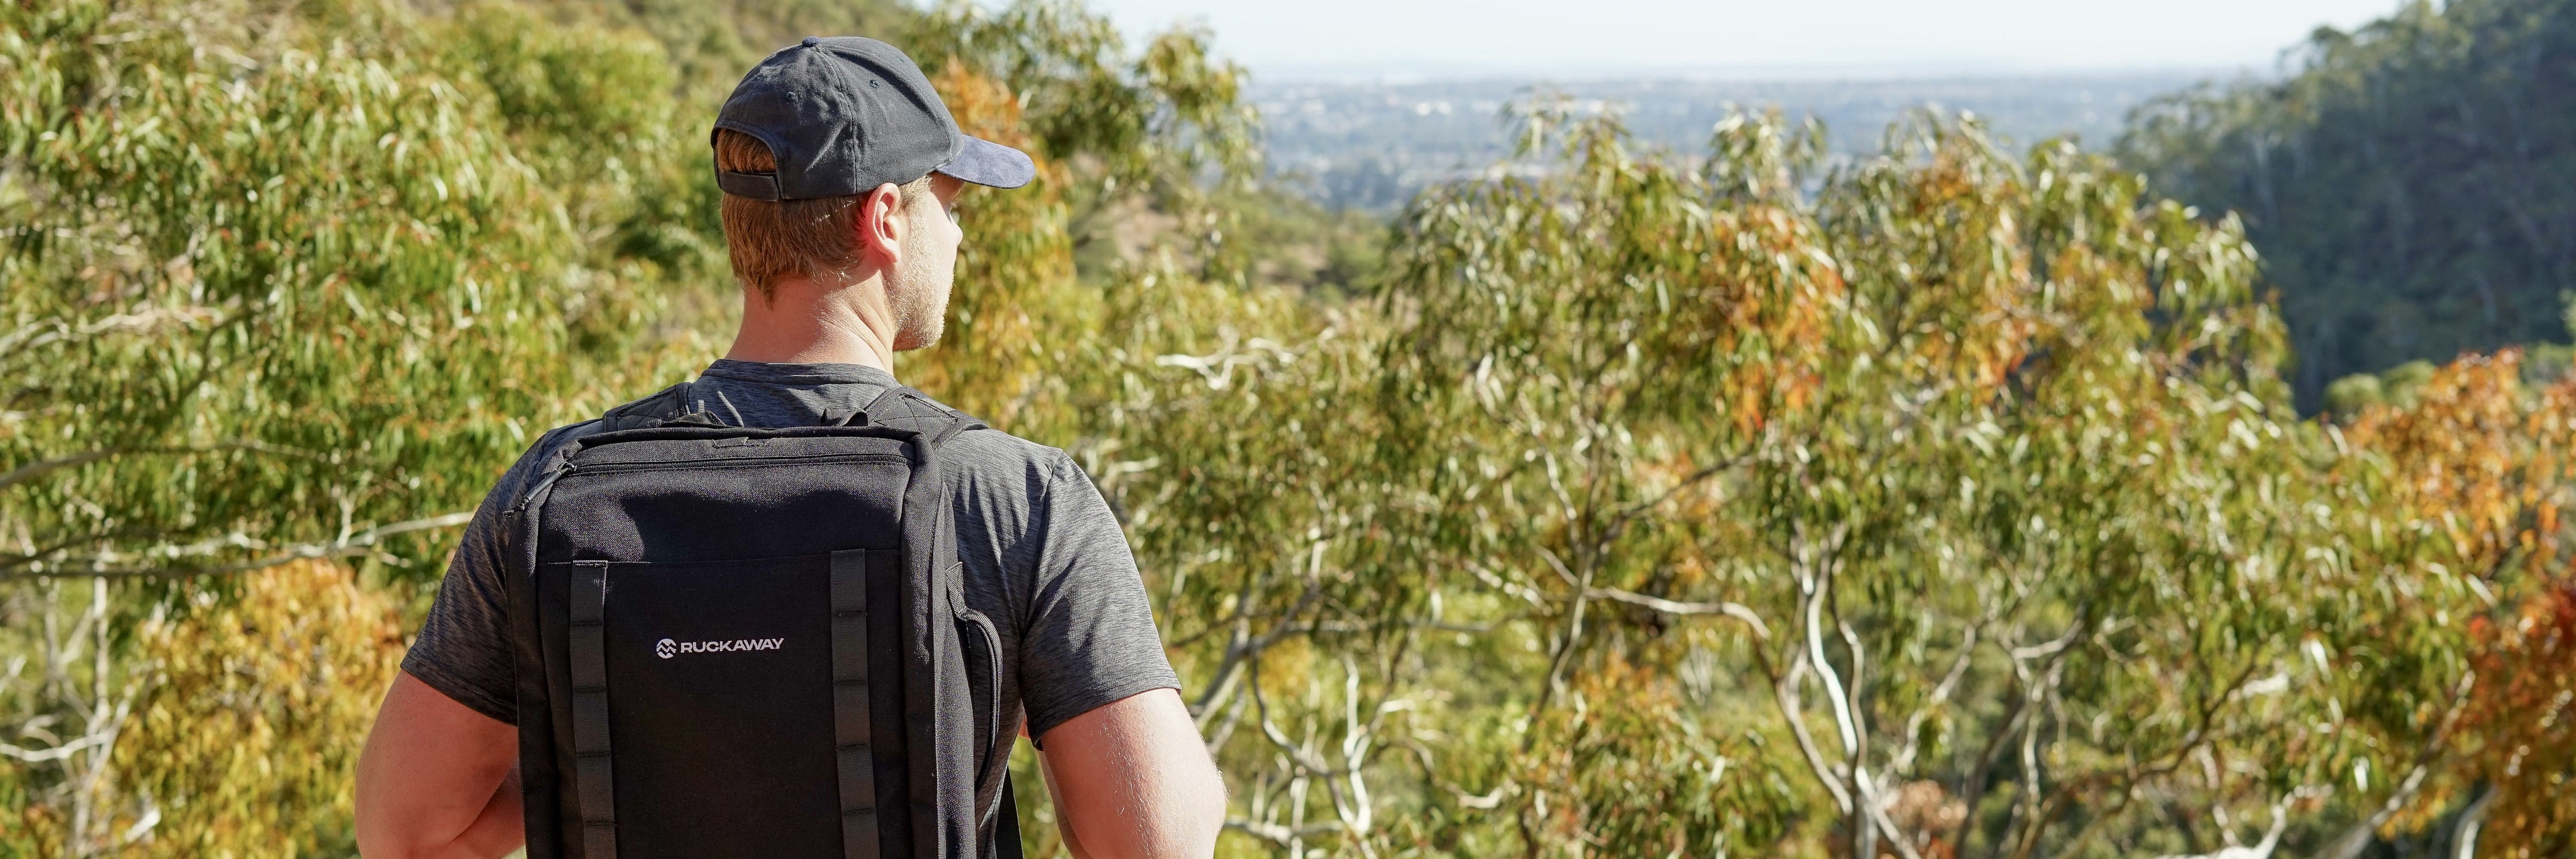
left=504, top=382, right=1023, bottom=859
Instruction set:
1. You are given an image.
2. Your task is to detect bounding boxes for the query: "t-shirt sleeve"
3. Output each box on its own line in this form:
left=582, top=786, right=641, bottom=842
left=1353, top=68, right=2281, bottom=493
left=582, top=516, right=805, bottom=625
left=1014, top=453, right=1182, bottom=741
left=400, top=466, right=529, bottom=725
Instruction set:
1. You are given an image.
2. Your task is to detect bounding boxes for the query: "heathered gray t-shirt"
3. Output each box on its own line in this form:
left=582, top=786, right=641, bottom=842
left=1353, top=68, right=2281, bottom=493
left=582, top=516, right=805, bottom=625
left=401, top=360, right=1180, bottom=742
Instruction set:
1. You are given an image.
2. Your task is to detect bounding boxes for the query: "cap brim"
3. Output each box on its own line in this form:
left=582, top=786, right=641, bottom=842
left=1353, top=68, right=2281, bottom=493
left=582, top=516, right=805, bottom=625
left=935, top=136, right=1037, bottom=189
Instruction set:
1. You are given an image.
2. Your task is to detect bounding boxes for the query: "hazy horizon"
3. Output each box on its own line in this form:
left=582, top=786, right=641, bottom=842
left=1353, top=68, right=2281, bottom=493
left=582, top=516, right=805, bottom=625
left=1081, top=0, right=2410, bottom=81
left=1240, top=62, right=2265, bottom=86
left=1248, top=72, right=2206, bottom=209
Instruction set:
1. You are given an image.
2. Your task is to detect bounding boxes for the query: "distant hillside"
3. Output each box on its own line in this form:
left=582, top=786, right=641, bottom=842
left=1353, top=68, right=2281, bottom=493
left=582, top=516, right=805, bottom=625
left=2119, top=0, right=2576, bottom=407
left=1252, top=73, right=2210, bottom=210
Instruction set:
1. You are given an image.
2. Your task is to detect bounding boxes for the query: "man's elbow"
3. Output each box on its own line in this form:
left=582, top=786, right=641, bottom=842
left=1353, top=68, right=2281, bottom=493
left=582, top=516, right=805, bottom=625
left=1179, top=754, right=1230, bottom=850
left=353, top=811, right=430, bottom=859
left=354, top=787, right=521, bottom=859
left=353, top=791, right=461, bottom=859
left=353, top=672, right=523, bottom=858
left=353, top=759, right=435, bottom=859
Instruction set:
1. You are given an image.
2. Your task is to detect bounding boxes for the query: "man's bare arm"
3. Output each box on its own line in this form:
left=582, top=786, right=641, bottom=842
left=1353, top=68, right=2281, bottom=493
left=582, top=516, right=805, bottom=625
left=355, top=670, right=523, bottom=859
left=1035, top=688, right=1226, bottom=858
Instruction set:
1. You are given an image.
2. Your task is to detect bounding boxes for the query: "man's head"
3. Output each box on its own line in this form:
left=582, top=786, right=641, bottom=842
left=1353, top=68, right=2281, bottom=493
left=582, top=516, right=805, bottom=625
left=714, top=130, right=964, bottom=348
left=710, top=37, right=1032, bottom=352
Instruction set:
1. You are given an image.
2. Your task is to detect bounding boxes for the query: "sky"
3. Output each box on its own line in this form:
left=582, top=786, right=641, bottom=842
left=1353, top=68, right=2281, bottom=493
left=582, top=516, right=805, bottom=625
left=1079, top=0, right=2414, bottom=80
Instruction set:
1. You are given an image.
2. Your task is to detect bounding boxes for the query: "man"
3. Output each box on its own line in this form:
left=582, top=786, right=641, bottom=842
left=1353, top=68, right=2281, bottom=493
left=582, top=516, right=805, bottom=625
left=355, top=36, right=1226, bottom=858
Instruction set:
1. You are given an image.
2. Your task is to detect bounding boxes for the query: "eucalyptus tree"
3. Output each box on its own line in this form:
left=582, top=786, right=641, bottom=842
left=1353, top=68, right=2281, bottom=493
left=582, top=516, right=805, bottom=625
left=0, top=0, right=708, bottom=848
left=1118, top=102, right=2530, bottom=858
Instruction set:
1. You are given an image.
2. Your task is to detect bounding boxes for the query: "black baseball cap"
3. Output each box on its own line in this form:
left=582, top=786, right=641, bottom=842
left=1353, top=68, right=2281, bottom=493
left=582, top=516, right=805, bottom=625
left=712, top=36, right=1036, bottom=201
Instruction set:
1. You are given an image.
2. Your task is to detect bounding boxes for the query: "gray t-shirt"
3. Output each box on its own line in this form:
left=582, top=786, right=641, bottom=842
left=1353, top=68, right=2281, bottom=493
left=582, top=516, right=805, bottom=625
left=401, top=360, right=1179, bottom=742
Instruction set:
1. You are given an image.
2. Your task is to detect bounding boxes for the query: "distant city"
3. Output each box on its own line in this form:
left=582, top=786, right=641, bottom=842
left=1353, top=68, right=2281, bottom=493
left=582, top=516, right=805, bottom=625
left=1249, top=72, right=2237, bottom=210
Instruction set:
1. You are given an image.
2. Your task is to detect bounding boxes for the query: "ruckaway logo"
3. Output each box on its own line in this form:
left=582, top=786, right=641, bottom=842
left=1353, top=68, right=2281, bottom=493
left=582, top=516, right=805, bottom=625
left=653, top=636, right=785, bottom=659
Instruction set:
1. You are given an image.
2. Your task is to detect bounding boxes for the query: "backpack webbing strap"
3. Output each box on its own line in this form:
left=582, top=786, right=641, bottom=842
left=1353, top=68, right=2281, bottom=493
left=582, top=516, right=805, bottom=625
left=568, top=560, right=618, bottom=858
left=831, top=549, right=891, bottom=859
left=994, top=774, right=1024, bottom=859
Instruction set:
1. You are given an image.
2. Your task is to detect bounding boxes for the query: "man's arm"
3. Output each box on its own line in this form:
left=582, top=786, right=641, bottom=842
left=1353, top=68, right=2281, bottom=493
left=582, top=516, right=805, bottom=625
left=355, top=670, right=523, bottom=859
left=1036, top=688, right=1226, bottom=858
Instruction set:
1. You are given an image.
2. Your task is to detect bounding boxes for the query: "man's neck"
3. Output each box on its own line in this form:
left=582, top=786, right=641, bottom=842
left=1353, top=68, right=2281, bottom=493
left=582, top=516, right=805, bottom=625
left=722, top=274, right=900, bottom=374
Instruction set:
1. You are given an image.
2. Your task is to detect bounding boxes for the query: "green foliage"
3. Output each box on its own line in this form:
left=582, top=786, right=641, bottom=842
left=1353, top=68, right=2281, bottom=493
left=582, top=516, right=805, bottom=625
left=526, top=0, right=909, bottom=99
left=1083, top=95, right=2565, bottom=857
left=906, top=0, right=1262, bottom=285
left=2118, top=0, right=2576, bottom=408
left=111, top=561, right=407, bottom=856
left=908, top=0, right=1256, bottom=197
left=0, top=0, right=702, bottom=586
left=0, top=0, right=710, bottom=847
left=2326, top=358, right=2438, bottom=417
left=1200, top=185, right=1386, bottom=297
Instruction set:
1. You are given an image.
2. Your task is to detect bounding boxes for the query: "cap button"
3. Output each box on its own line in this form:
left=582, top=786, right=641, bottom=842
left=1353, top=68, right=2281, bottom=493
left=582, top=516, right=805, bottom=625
left=801, top=36, right=820, bottom=47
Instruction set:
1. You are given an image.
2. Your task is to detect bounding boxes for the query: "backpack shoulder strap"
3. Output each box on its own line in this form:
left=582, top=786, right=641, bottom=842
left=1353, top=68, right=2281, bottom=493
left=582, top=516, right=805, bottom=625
left=508, top=378, right=724, bottom=515
left=991, top=774, right=1024, bottom=859
left=857, top=385, right=988, bottom=448
left=597, top=379, right=727, bottom=432
left=860, top=383, right=1002, bottom=857
left=503, top=419, right=605, bottom=859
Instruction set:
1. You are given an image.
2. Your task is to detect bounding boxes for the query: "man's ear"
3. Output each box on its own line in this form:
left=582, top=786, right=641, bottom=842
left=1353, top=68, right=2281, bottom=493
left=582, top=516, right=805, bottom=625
left=853, top=182, right=906, bottom=266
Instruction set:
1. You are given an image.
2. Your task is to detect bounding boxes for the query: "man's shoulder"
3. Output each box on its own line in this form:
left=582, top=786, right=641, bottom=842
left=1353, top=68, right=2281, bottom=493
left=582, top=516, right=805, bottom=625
left=499, top=382, right=700, bottom=493
left=892, top=389, right=1081, bottom=485
left=943, top=425, right=1083, bottom=493
left=492, top=416, right=614, bottom=505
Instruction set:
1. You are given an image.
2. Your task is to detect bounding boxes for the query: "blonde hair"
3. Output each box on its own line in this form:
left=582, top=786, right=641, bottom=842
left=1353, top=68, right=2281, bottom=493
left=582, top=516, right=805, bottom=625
left=713, top=128, right=934, bottom=297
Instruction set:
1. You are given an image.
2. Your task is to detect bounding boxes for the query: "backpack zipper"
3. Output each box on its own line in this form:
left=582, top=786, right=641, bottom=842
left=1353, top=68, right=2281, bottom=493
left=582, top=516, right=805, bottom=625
left=565, top=452, right=908, bottom=474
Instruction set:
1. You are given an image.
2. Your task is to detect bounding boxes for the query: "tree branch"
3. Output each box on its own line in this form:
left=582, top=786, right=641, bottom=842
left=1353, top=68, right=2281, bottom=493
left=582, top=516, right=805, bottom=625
left=2316, top=670, right=2479, bottom=859
left=1226, top=819, right=1341, bottom=846
left=1582, top=585, right=1772, bottom=639
left=11, top=511, right=472, bottom=580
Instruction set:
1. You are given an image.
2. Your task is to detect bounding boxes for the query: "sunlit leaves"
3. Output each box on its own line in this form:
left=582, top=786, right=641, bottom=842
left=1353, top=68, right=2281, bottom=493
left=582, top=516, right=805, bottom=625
left=113, top=561, right=407, bottom=856
left=1, top=0, right=708, bottom=847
